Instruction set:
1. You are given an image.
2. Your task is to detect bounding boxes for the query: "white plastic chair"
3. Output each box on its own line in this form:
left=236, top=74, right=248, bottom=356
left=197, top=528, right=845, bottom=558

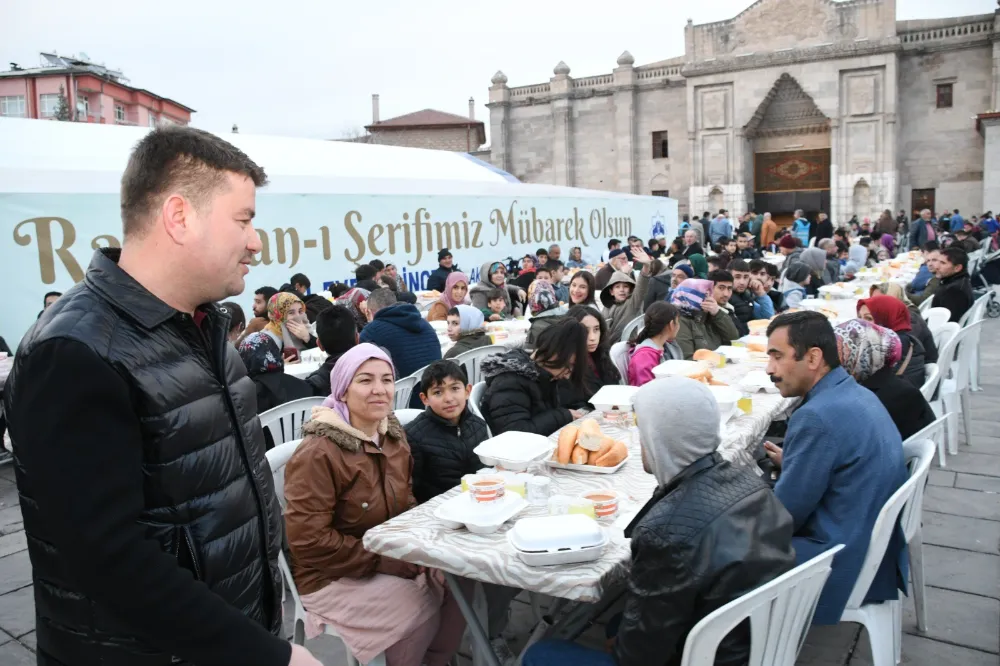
left=923, top=307, right=951, bottom=332
left=931, top=321, right=959, bottom=354
left=958, top=294, right=989, bottom=391
left=259, top=396, right=326, bottom=447
left=393, top=375, right=419, bottom=410
left=679, top=545, right=844, bottom=666
left=610, top=341, right=630, bottom=384
left=451, top=344, right=505, bottom=386
left=918, top=298, right=934, bottom=316
left=937, top=322, right=981, bottom=453
left=839, top=438, right=934, bottom=666
left=264, top=445, right=384, bottom=666
left=620, top=314, right=645, bottom=343
left=394, top=408, right=424, bottom=426
left=469, top=381, right=492, bottom=437
left=919, top=363, right=940, bottom=404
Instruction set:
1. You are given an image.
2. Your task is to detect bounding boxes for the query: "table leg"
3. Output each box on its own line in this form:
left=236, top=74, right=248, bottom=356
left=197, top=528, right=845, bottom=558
left=444, top=573, right=502, bottom=666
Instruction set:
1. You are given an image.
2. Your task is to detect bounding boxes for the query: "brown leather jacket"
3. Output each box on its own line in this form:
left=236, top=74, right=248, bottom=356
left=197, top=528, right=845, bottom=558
left=284, top=407, right=416, bottom=595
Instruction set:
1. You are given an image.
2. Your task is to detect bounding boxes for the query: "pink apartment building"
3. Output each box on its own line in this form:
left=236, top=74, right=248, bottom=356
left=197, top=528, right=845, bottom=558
left=0, top=52, right=193, bottom=126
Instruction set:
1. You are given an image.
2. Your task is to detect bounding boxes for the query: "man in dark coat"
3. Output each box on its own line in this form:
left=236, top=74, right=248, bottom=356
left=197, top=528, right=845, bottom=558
left=290, top=272, right=332, bottom=323
left=2, top=127, right=320, bottom=665
left=426, top=248, right=459, bottom=292
left=360, top=290, right=442, bottom=380
left=931, top=246, right=975, bottom=322
left=305, top=305, right=358, bottom=396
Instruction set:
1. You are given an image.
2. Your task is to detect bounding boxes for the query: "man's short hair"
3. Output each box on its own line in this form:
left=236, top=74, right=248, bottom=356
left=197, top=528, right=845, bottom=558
left=544, top=260, right=564, bottom=272
left=536, top=266, right=552, bottom=277
left=368, top=259, right=385, bottom=271
left=316, top=305, right=358, bottom=354
left=749, top=259, right=766, bottom=273
left=766, top=311, right=840, bottom=369
left=487, top=288, right=506, bottom=302
left=939, top=246, right=968, bottom=271
left=290, top=273, right=311, bottom=289
left=366, top=287, right=397, bottom=314
left=355, top=264, right=377, bottom=281
left=119, top=126, right=267, bottom=238
left=729, top=259, right=750, bottom=273
left=607, top=238, right=621, bottom=250
left=419, top=360, right=469, bottom=395
left=254, top=286, right=278, bottom=302
left=43, top=291, right=62, bottom=303
left=922, top=240, right=940, bottom=252
left=707, top=269, right=734, bottom=284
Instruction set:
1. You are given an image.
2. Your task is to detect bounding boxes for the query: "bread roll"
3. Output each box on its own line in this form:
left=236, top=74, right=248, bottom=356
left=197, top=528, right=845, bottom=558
left=570, top=445, right=589, bottom=465
left=577, top=418, right=604, bottom=452
left=595, top=440, right=628, bottom=467
left=746, top=341, right=767, bottom=353
left=587, top=436, right=616, bottom=465
left=556, top=425, right=579, bottom=464
left=693, top=349, right=724, bottom=366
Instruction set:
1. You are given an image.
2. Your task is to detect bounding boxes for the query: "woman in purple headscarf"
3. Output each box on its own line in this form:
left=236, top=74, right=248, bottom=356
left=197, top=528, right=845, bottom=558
left=283, top=344, right=464, bottom=666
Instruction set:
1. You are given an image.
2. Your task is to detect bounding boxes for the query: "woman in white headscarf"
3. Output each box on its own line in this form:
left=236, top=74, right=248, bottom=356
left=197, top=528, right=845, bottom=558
left=524, top=376, right=795, bottom=666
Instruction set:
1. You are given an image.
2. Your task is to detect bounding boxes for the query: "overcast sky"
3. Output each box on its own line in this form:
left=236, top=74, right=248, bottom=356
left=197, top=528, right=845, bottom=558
left=2, top=0, right=995, bottom=142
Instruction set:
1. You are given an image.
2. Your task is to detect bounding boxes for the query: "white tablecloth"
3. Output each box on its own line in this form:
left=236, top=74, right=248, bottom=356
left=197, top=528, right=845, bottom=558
left=363, top=360, right=793, bottom=603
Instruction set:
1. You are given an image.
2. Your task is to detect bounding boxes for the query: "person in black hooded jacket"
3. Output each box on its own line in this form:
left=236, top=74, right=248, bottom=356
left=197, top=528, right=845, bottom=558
left=304, top=305, right=358, bottom=396
left=404, top=361, right=490, bottom=503
left=480, top=318, right=589, bottom=436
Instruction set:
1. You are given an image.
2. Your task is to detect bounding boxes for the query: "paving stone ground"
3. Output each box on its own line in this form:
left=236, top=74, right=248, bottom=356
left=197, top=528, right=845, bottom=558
left=0, top=318, right=997, bottom=665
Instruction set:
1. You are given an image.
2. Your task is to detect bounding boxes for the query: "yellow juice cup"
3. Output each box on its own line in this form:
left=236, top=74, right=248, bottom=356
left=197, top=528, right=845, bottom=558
left=738, top=394, right=753, bottom=415
left=567, top=499, right=597, bottom=519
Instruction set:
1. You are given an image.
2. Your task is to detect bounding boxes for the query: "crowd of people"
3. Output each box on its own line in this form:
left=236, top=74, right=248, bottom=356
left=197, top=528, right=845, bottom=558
left=0, top=123, right=989, bottom=666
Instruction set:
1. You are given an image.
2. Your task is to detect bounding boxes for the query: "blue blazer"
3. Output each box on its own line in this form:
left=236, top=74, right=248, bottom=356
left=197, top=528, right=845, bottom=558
left=775, top=367, right=908, bottom=624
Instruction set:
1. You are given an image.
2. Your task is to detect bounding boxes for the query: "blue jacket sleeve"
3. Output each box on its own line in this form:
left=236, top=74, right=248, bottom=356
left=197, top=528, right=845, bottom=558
left=752, top=294, right=775, bottom=319
left=774, top=409, right=834, bottom=531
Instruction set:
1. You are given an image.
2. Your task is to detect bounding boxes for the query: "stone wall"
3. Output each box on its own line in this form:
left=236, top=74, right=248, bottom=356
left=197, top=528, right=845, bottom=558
left=569, top=94, right=616, bottom=190
left=502, top=102, right=554, bottom=184
left=897, top=45, right=993, bottom=215
left=368, top=126, right=483, bottom=152
left=634, top=84, right=690, bottom=212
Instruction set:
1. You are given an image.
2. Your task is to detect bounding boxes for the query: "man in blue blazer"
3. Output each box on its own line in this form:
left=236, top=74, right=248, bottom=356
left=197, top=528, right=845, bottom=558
left=762, top=311, right=908, bottom=625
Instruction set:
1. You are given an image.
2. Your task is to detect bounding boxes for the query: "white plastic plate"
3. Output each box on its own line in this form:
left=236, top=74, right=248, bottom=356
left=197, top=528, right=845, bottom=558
left=651, top=359, right=709, bottom=378
left=433, top=492, right=527, bottom=534
left=544, top=450, right=630, bottom=474
left=588, top=385, right=640, bottom=413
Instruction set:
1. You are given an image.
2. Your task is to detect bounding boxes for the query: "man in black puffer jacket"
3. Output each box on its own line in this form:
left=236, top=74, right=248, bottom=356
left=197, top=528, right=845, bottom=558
left=524, top=376, right=795, bottom=666
left=3, top=128, right=319, bottom=666
left=404, top=361, right=490, bottom=503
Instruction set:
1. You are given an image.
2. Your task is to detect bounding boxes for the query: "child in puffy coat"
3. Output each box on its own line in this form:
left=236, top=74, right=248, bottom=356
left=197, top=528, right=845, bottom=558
left=627, top=302, right=683, bottom=387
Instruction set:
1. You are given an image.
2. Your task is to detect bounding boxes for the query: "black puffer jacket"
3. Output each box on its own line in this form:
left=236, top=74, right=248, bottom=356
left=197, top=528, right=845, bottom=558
left=616, top=453, right=795, bottom=666
left=405, top=407, right=490, bottom=503
left=480, top=349, right=573, bottom=436
left=3, top=249, right=286, bottom=666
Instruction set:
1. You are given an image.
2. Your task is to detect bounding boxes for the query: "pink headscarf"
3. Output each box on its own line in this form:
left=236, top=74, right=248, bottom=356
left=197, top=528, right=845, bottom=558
left=321, top=343, right=396, bottom=422
left=438, top=271, right=470, bottom=309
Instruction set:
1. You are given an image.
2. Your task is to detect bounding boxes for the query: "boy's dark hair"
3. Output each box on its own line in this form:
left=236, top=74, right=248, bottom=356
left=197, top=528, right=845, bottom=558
left=315, top=305, right=358, bottom=355
left=420, top=360, right=469, bottom=395
left=748, top=259, right=766, bottom=273
left=486, top=288, right=506, bottom=302
left=219, top=301, right=245, bottom=332
left=43, top=290, right=62, bottom=303
left=766, top=311, right=840, bottom=370
left=447, top=306, right=461, bottom=318
left=763, top=262, right=779, bottom=279
left=607, top=238, right=621, bottom=250
left=536, top=248, right=548, bottom=257
left=536, top=266, right=552, bottom=277
left=543, top=260, right=563, bottom=272
left=708, top=269, right=734, bottom=284
left=369, top=259, right=385, bottom=271
left=290, top=273, right=311, bottom=289
left=729, top=259, right=750, bottom=273
left=923, top=240, right=940, bottom=252
left=939, top=246, right=968, bottom=271
left=120, top=126, right=268, bottom=239
left=355, top=264, right=377, bottom=281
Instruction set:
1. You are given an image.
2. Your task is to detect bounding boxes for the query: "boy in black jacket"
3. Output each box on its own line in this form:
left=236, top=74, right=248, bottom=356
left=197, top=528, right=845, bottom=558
left=405, top=360, right=490, bottom=503
left=305, top=305, right=358, bottom=396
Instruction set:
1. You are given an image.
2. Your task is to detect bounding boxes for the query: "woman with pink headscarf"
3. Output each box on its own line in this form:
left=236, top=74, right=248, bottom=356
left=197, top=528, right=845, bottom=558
left=426, top=272, right=470, bottom=321
left=283, top=344, right=464, bottom=666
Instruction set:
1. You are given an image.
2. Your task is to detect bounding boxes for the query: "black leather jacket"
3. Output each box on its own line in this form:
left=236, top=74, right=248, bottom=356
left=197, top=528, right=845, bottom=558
left=615, top=454, right=795, bottom=666
left=5, top=249, right=285, bottom=665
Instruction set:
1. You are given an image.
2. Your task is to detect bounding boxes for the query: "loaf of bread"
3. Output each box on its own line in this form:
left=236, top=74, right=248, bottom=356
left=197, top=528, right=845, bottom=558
left=693, top=349, right=724, bottom=366
left=586, top=436, right=616, bottom=465
left=556, top=425, right=579, bottom=464
left=570, top=445, right=589, bottom=465
left=576, top=418, right=604, bottom=451
left=594, top=440, right=628, bottom=467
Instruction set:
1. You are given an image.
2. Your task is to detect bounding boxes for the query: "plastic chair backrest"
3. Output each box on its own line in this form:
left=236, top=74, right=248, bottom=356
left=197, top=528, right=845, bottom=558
left=451, top=345, right=505, bottom=386
left=918, top=298, right=934, bottom=315
left=924, top=307, right=952, bottom=332
left=679, top=544, right=844, bottom=666
left=265, top=438, right=304, bottom=513
left=259, top=397, right=326, bottom=447
left=393, top=375, right=420, bottom=410
left=395, top=408, right=424, bottom=426
left=844, top=440, right=932, bottom=610
left=609, top=341, right=630, bottom=384
left=958, top=293, right=988, bottom=328
left=469, top=381, right=491, bottom=437
left=898, top=439, right=935, bottom=546
left=620, top=314, right=645, bottom=343
left=950, top=321, right=982, bottom=392
left=919, top=363, right=940, bottom=402
left=932, top=322, right=960, bottom=354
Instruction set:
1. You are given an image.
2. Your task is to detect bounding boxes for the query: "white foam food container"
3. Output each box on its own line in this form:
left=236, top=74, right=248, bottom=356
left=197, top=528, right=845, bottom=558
left=709, top=385, right=741, bottom=422
left=650, top=359, right=710, bottom=379
left=741, top=369, right=780, bottom=394
left=434, top=492, right=527, bottom=534
left=545, top=450, right=630, bottom=474
left=588, top=385, right=641, bottom=413
left=428, top=320, right=449, bottom=332
left=715, top=346, right=748, bottom=362
left=473, top=431, right=555, bottom=471
left=507, top=514, right=609, bottom=566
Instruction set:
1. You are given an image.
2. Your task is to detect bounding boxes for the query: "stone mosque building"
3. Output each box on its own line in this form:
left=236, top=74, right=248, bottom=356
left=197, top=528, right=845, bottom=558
left=486, top=0, right=1000, bottom=227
